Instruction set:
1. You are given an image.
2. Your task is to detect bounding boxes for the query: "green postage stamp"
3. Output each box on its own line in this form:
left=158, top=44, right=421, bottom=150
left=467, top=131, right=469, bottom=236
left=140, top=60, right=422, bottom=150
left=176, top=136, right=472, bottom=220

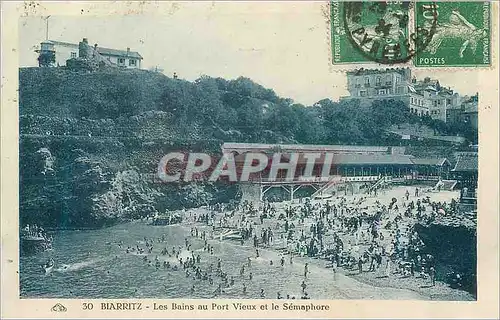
left=331, top=1, right=413, bottom=64
left=414, top=1, right=491, bottom=67
left=331, top=1, right=492, bottom=67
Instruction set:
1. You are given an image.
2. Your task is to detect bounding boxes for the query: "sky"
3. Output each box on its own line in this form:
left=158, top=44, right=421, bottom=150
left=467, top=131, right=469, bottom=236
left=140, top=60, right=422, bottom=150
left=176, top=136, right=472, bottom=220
left=18, top=2, right=480, bottom=105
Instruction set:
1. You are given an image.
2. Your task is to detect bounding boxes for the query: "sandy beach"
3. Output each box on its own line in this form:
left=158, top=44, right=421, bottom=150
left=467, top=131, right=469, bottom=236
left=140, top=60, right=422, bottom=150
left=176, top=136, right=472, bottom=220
left=180, top=184, right=476, bottom=301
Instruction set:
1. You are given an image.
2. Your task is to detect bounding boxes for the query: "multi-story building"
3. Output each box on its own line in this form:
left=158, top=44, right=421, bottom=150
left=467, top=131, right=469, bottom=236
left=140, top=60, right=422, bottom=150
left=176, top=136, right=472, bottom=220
left=342, top=68, right=472, bottom=123
left=36, top=38, right=143, bottom=69
left=345, top=68, right=411, bottom=100
left=447, top=94, right=478, bottom=130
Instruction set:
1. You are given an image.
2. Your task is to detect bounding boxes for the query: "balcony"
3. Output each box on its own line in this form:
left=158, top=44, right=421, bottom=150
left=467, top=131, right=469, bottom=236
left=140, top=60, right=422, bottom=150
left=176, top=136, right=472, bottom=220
left=374, top=82, right=393, bottom=89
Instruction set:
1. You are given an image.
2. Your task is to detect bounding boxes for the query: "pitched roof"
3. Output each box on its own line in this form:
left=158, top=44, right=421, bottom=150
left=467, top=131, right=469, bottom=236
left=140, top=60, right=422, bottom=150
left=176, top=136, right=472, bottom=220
left=411, top=158, right=450, bottom=166
left=96, top=47, right=143, bottom=59
left=452, top=156, right=478, bottom=172
left=231, top=152, right=452, bottom=168
left=331, top=154, right=414, bottom=166
left=346, top=68, right=409, bottom=77
left=222, top=142, right=389, bottom=153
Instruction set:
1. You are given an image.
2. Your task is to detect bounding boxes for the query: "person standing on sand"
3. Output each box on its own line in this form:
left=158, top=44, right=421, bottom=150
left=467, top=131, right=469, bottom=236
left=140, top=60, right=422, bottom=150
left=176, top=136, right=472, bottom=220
left=332, top=261, right=337, bottom=280
left=385, top=255, right=393, bottom=277
left=358, top=257, right=363, bottom=274
left=304, top=263, right=309, bottom=278
left=429, top=266, right=436, bottom=286
left=301, top=280, right=307, bottom=293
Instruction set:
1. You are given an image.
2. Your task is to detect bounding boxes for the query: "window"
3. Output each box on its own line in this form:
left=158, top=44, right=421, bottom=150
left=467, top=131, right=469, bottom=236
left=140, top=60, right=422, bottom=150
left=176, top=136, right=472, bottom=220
left=359, top=90, right=367, bottom=97
left=386, top=75, right=392, bottom=85
left=376, top=76, right=381, bottom=85
left=396, top=76, right=400, bottom=84
left=378, top=89, right=386, bottom=95
left=118, top=58, right=125, bottom=64
left=129, top=59, right=136, bottom=66
left=411, top=97, right=414, bottom=104
left=70, top=52, right=77, bottom=58
left=364, top=77, right=370, bottom=86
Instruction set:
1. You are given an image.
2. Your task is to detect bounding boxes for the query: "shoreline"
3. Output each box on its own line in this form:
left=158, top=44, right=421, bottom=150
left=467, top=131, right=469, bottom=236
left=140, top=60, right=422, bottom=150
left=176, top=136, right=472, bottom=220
left=24, top=186, right=476, bottom=301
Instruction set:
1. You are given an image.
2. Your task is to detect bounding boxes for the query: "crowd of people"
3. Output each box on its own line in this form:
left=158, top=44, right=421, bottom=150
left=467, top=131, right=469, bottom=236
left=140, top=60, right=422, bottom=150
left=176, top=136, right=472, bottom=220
left=186, top=185, right=466, bottom=294
left=21, top=224, right=53, bottom=251
left=40, top=183, right=468, bottom=297
left=117, top=231, right=313, bottom=299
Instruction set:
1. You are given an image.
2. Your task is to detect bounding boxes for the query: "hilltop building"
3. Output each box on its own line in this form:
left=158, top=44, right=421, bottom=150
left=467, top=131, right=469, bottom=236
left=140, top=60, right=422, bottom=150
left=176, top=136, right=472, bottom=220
left=36, top=38, right=143, bottom=69
left=342, top=68, right=478, bottom=126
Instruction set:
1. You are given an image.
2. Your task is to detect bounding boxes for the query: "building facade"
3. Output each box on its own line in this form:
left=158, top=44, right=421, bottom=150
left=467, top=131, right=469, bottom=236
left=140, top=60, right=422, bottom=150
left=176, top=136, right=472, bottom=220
left=446, top=94, right=479, bottom=130
left=343, top=68, right=475, bottom=124
left=346, top=68, right=411, bottom=100
left=36, top=38, right=143, bottom=69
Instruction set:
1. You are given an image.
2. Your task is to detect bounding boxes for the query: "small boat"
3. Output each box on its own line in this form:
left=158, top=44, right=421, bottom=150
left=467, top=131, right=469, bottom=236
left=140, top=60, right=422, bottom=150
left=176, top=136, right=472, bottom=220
left=216, top=229, right=243, bottom=241
left=42, top=258, right=54, bottom=274
left=314, top=194, right=333, bottom=200
left=44, top=265, right=54, bottom=274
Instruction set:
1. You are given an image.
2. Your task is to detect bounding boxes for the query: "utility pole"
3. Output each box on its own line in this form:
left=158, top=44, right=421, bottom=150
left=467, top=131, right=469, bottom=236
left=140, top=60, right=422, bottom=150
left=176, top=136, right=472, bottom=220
left=44, top=15, right=51, bottom=40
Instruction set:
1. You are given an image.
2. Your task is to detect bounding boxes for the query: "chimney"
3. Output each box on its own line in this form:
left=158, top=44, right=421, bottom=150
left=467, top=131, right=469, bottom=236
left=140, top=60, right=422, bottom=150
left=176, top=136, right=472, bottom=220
left=404, top=67, right=412, bottom=81
left=83, top=38, right=88, bottom=44
left=127, top=47, right=130, bottom=55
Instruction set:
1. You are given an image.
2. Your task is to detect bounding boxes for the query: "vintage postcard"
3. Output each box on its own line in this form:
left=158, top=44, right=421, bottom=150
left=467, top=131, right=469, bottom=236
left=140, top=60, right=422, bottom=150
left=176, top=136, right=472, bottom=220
left=1, top=1, right=499, bottom=319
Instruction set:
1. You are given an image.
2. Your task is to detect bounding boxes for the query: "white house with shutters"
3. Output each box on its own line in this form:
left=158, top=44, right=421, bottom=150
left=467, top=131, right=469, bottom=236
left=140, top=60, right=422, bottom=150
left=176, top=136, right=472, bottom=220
left=37, top=38, right=143, bottom=69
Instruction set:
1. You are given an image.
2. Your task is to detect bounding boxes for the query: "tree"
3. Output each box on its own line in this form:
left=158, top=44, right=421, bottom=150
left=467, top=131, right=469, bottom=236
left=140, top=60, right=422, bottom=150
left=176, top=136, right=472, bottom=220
left=37, top=51, right=56, bottom=67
